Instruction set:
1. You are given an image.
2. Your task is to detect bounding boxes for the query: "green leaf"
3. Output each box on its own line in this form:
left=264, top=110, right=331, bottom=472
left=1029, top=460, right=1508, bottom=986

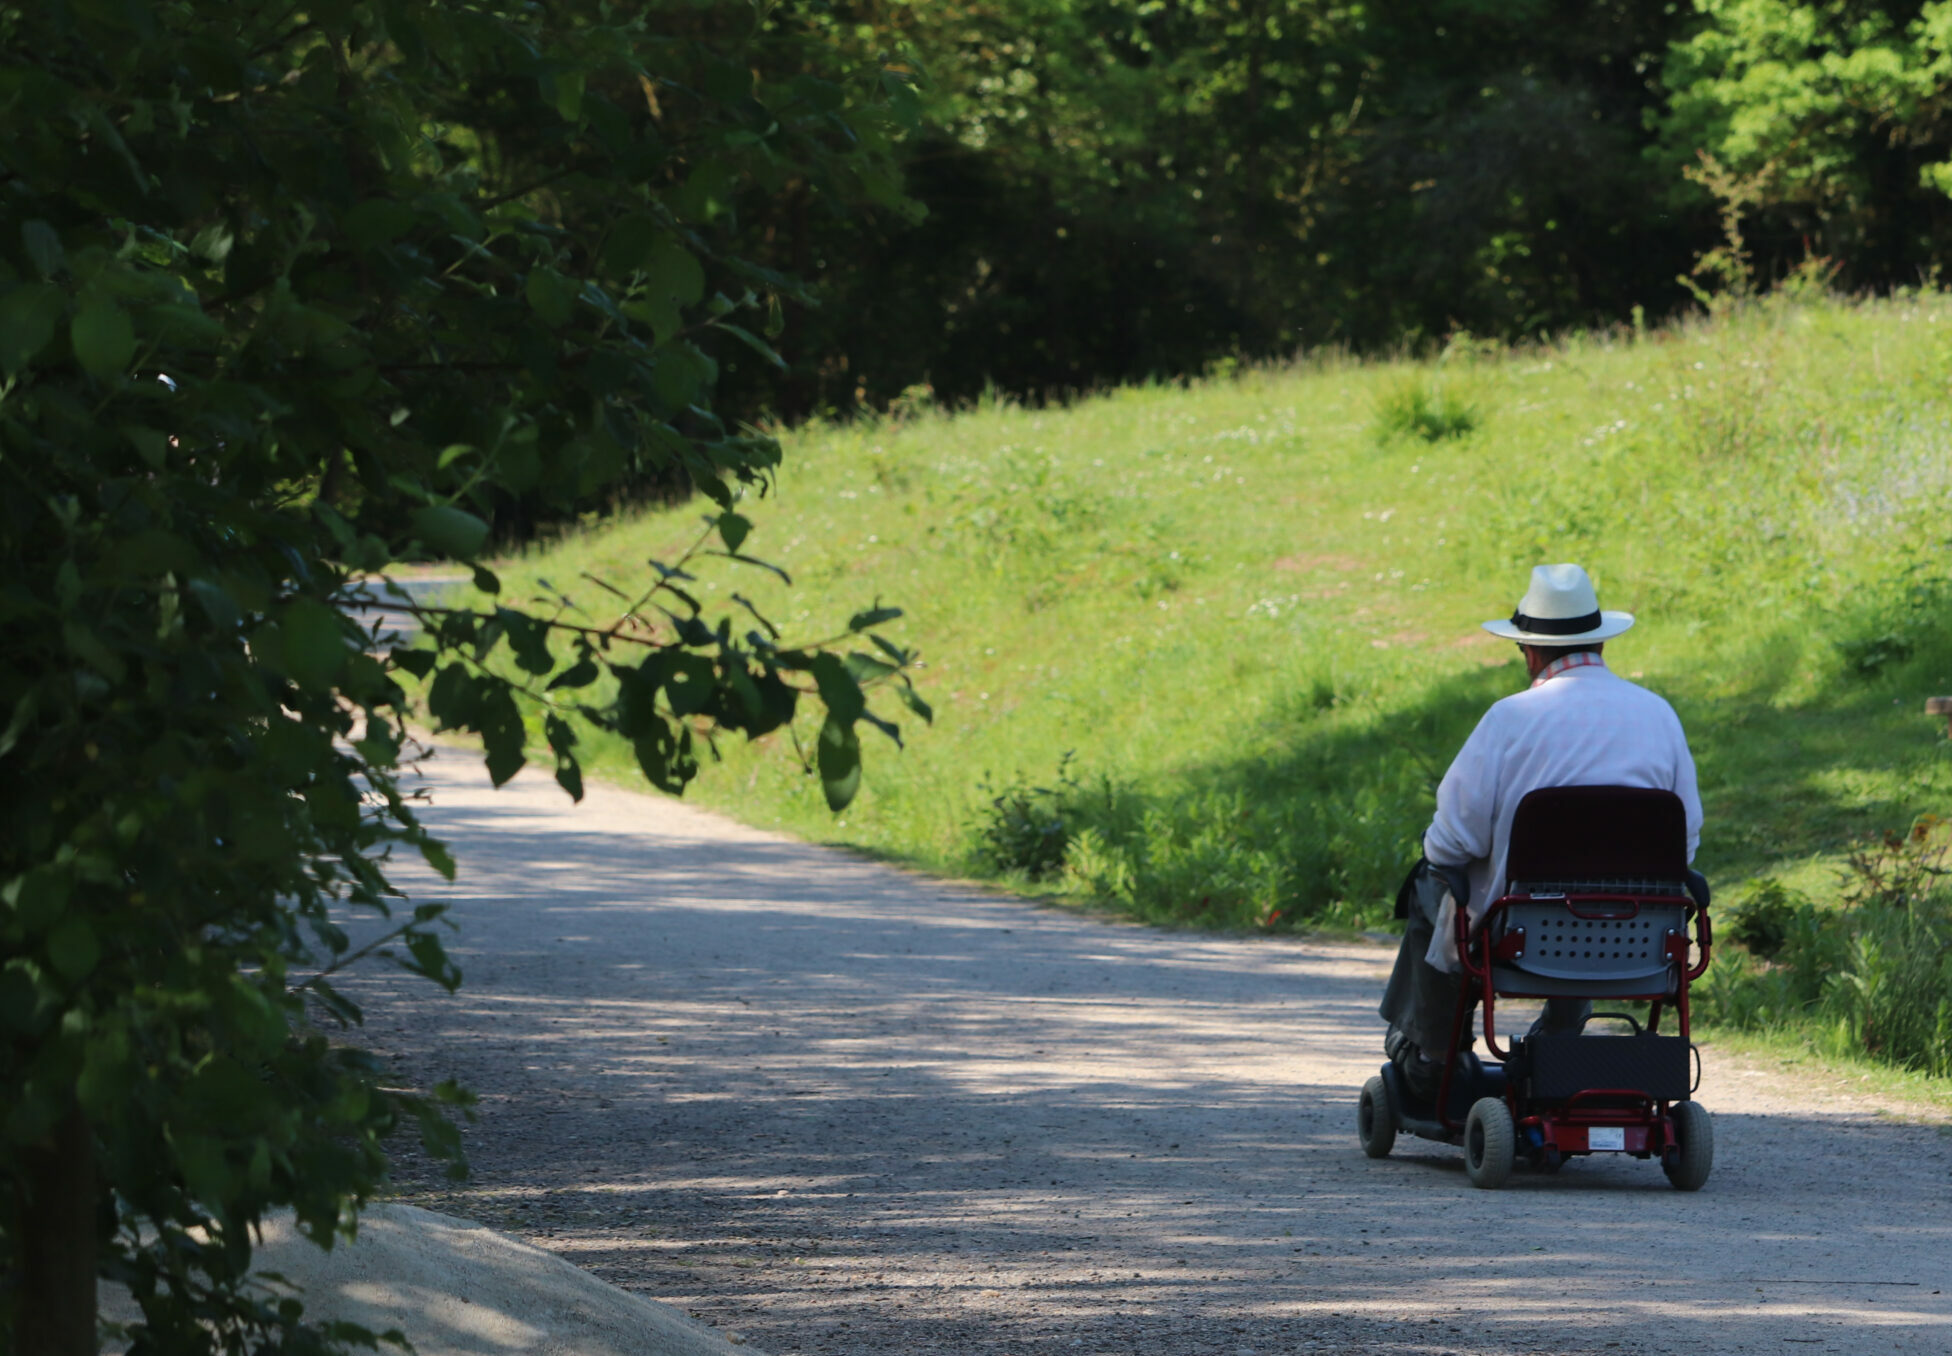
left=843, top=651, right=898, bottom=683
left=554, top=69, right=586, bottom=122
left=646, top=238, right=706, bottom=307
left=282, top=598, right=347, bottom=691
left=426, top=663, right=481, bottom=730
left=21, top=219, right=64, bottom=278
left=478, top=683, right=526, bottom=786
left=103, top=526, right=197, bottom=581
left=76, top=1026, right=131, bottom=1116
left=717, top=511, right=752, bottom=554
left=46, top=915, right=99, bottom=980
left=897, top=682, right=934, bottom=725
left=186, top=1056, right=270, bottom=1123
left=868, top=633, right=911, bottom=665
left=651, top=342, right=711, bottom=410
left=816, top=712, right=862, bottom=811
left=713, top=321, right=786, bottom=370
left=71, top=299, right=136, bottom=379
left=0, top=282, right=65, bottom=374
left=546, top=714, right=583, bottom=801
left=525, top=267, right=578, bottom=328
left=810, top=652, right=865, bottom=724
left=344, top=198, right=417, bottom=248
left=187, top=576, right=241, bottom=631
left=0, top=959, right=59, bottom=1035
left=412, top=505, right=490, bottom=559
left=171, top=1134, right=232, bottom=1207
left=391, top=648, right=437, bottom=679
left=0, top=693, right=39, bottom=761
left=632, top=714, right=694, bottom=794
left=4, top=866, right=69, bottom=934
left=663, top=653, right=718, bottom=717
left=62, top=620, right=127, bottom=682
left=792, top=73, right=846, bottom=115
left=472, top=565, right=500, bottom=594
left=122, top=425, right=171, bottom=470
left=500, top=436, right=542, bottom=492
left=419, top=837, right=457, bottom=881
left=848, top=604, right=903, bottom=632
left=545, top=654, right=600, bottom=692
left=404, top=930, right=463, bottom=991
left=502, top=610, right=555, bottom=674
left=603, top=216, right=661, bottom=275
left=189, top=222, right=234, bottom=263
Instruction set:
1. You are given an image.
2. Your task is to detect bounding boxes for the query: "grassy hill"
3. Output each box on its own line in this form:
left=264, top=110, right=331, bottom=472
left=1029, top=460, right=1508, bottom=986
left=484, top=293, right=1952, bottom=932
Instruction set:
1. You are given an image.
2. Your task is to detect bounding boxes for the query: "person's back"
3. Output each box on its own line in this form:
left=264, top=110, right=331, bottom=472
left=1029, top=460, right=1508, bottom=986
left=1379, top=563, right=1702, bottom=1098
left=1422, top=655, right=1700, bottom=965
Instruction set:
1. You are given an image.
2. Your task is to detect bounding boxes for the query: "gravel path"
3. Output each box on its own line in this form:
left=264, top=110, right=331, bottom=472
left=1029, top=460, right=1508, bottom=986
left=348, top=751, right=1952, bottom=1356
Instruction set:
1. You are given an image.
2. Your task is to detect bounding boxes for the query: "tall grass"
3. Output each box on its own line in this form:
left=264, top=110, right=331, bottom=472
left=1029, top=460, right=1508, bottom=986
left=1702, top=823, right=1952, bottom=1076
left=1372, top=376, right=1480, bottom=443
left=484, top=292, right=1952, bottom=939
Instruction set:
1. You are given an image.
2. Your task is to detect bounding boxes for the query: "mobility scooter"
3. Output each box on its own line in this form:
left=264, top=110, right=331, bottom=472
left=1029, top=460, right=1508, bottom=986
left=1358, top=785, right=1715, bottom=1189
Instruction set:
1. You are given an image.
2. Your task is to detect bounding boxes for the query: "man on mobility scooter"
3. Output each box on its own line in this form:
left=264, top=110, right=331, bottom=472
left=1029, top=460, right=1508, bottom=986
left=1361, top=564, right=1716, bottom=1189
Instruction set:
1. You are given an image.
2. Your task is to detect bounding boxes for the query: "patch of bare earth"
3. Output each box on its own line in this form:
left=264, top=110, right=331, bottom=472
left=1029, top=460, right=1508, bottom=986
left=1273, top=552, right=1364, bottom=574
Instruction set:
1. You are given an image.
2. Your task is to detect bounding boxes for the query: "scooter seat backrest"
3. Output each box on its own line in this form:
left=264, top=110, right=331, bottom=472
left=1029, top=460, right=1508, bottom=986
left=1504, top=785, right=1689, bottom=887
left=1491, top=786, right=1692, bottom=994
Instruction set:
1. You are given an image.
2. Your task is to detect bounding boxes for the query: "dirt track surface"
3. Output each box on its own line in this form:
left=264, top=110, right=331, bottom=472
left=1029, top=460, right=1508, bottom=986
left=351, top=751, right=1952, bottom=1356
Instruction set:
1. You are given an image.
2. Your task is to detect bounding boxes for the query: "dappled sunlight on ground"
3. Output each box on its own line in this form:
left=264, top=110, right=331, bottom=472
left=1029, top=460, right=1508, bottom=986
left=341, top=753, right=1952, bottom=1356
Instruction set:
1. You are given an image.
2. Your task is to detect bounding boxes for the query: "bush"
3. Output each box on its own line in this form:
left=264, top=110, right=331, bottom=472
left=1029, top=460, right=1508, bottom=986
left=1833, top=560, right=1952, bottom=679
left=968, top=752, right=1409, bottom=931
left=1830, top=905, right=1952, bottom=1075
left=974, top=756, right=1080, bottom=879
left=0, top=5, right=921, bottom=1351
left=1722, top=877, right=1804, bottom=960
left=1701, top=823, right=1952, bottom=1077
left=1373, top=379, right=1481, bottom=442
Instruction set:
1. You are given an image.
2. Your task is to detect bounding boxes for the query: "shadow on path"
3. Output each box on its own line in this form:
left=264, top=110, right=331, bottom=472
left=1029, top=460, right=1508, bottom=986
left=343, top=764, right=1952, bottom=1356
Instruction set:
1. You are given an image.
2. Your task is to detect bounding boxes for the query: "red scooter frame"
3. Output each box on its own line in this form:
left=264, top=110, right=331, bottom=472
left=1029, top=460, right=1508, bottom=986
left=1432, top=890, right=1713, bottom=1166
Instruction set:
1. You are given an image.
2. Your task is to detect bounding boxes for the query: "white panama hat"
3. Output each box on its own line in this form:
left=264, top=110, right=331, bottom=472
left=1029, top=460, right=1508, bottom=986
left=1481, top=563, right=1634, bottom=645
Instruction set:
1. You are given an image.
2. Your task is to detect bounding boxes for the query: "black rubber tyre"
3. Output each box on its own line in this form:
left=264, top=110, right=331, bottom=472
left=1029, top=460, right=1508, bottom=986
left=1358, top=1075, right=1397, bottom=1159
left=1663, top=1100, right=1714, bottom=1192
left=1463, top=1097, right=1516, bottom=1189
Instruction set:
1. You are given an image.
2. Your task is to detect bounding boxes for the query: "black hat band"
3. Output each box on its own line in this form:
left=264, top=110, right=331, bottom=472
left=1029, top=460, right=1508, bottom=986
left=1511, top=608, right=1602, bottom=635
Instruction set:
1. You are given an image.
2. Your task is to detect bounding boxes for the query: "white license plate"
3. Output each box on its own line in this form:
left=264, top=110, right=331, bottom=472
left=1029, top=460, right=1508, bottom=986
left=1588, top=1126, right=1625, bottom=1151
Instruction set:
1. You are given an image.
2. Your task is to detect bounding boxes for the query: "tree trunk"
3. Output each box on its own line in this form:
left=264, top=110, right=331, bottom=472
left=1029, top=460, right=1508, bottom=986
left=15, top=1107, right=97, bottom=1356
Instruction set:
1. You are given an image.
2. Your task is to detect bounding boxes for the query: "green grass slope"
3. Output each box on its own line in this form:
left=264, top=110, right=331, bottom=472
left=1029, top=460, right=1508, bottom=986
left=490, top=294, right=1952, bottom=930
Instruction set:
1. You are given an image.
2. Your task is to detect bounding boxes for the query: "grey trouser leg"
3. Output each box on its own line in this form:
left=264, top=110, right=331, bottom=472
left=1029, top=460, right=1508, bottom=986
left=1530, top=997, right=1592, bottom=1036
left=1378, top=865, right=1466, bottom=1058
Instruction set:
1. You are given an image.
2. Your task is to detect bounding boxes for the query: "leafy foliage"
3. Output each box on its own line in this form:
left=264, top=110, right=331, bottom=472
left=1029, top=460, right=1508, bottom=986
left=975, top=755, right=1081, bottom=879
left=685, top=1, right=1952, bottom=417
left=1658, top=1, right=1952, bottom=286
left=1373, top=379, right=1481, bottom=444
left=0, top=1, right=920, bottom=1350
left=1702, top=822, right=1952, bottom=1077
left=720, top=0, right=1709, bottom=414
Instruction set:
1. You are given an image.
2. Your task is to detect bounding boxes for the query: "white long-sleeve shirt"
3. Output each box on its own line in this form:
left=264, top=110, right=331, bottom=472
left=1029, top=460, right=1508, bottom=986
left=1421, top=656, right=1701, bottom=971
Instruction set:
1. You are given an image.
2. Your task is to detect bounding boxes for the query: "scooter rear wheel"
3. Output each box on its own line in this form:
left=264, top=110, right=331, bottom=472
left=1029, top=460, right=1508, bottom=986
left=1358, top=1075, right=1397, bottom=1159
left=1464, top=1097, right=1515, bottom=1189
left=1663, top=1100, right=1713, bottom=1191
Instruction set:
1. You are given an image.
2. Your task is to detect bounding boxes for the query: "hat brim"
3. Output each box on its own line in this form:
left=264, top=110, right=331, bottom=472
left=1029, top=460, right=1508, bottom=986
left=1481, top=611, right=1635, bottom=644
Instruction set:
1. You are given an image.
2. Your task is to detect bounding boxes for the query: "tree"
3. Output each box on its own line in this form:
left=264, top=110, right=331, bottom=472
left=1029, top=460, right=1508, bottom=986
left=0, top=3, right=924, bottom=1351
left=709, top=0, right=1703, bottom=415
left=1657, top=0, right=1952, bottom=288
